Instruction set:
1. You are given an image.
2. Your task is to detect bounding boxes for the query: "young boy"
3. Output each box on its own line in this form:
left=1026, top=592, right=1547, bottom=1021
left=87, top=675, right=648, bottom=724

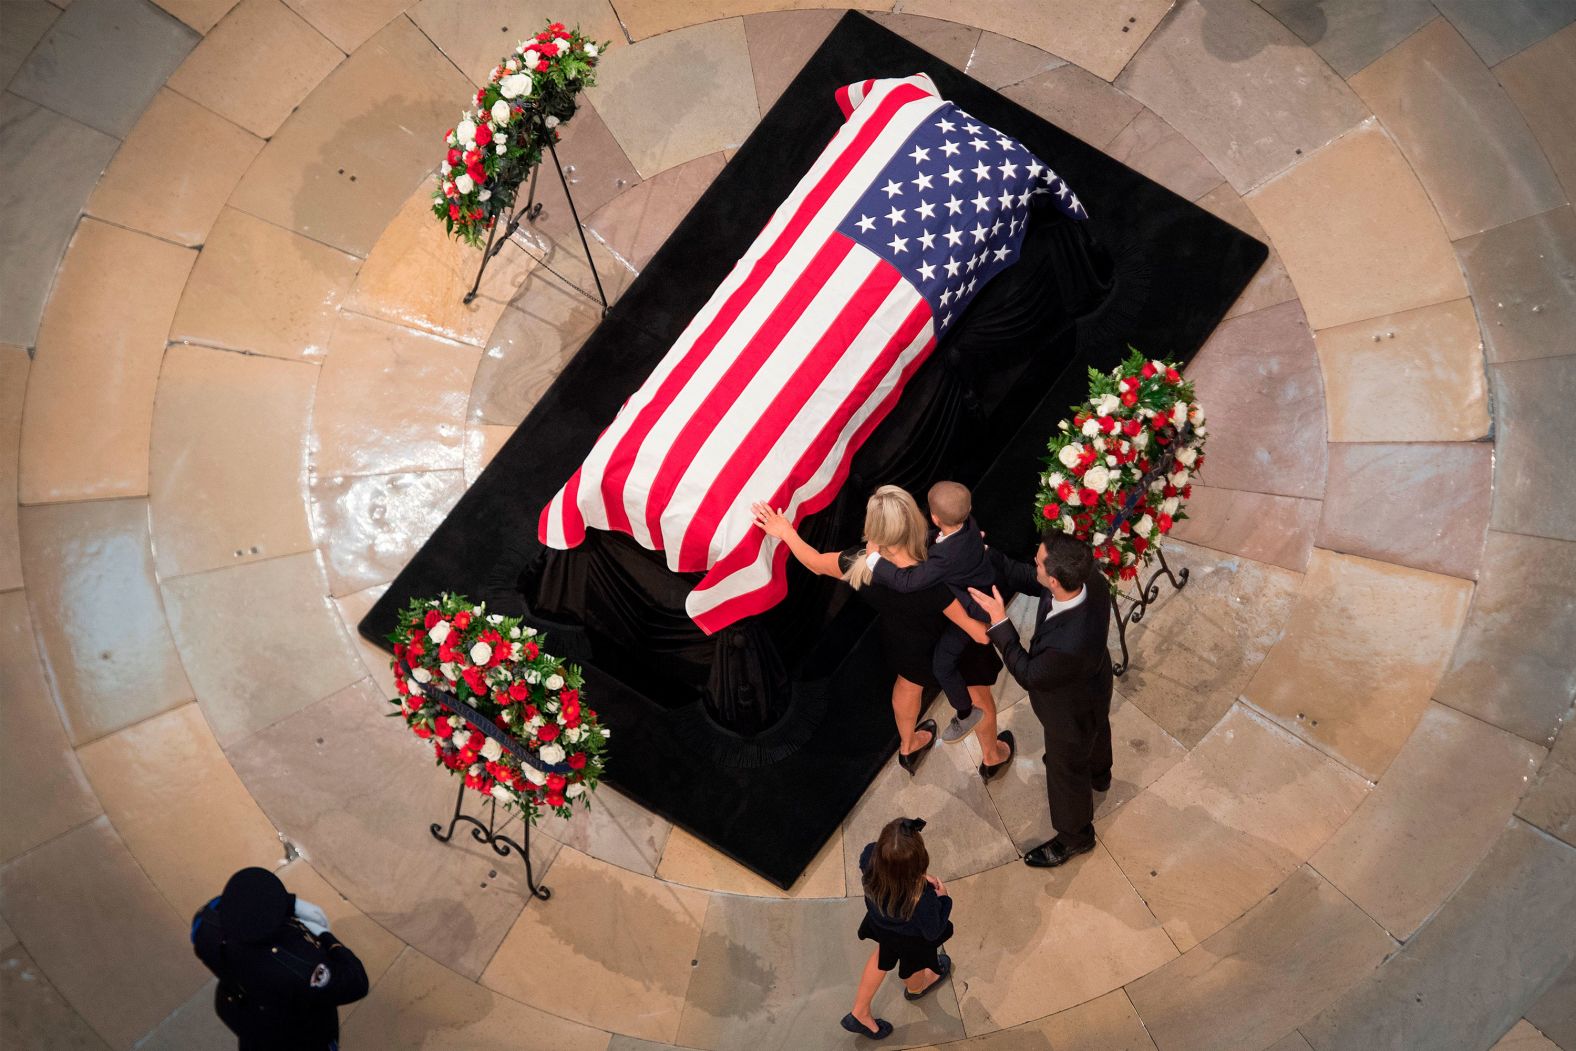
left=868, top=481, right=997, bottom=741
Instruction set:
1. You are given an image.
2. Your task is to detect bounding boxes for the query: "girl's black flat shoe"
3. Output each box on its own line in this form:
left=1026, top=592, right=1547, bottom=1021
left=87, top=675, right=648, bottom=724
left=841, top=1013, right=894, bottom=1039
left=903, top=953, right=952, bottom=1001
left=897, top=719, right=938, bottom=776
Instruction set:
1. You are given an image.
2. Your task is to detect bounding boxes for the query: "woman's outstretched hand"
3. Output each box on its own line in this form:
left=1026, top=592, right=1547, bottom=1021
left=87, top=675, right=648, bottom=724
left=751, top=502, right=794, bottom=539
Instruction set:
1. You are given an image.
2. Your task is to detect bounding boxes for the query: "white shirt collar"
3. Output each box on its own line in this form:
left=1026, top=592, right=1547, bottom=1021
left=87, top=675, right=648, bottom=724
left=1046, top=585, right=1087, bottom=620
left=933, top=524, right=960, bottom=544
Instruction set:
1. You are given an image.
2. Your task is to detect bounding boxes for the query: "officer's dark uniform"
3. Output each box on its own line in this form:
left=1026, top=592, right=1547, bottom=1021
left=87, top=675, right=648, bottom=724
left=191, top=868, right=369, bottom=1050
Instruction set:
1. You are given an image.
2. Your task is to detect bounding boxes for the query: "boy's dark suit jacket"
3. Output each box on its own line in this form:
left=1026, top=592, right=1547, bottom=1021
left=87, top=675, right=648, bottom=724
left=870, top=515, right=996, bottom=616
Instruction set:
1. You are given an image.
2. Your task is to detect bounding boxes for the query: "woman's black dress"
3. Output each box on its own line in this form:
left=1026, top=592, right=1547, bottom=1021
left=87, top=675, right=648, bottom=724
left=856, top=842, right=953, bottom=978
left=838, top=548, right=1002, bottom=689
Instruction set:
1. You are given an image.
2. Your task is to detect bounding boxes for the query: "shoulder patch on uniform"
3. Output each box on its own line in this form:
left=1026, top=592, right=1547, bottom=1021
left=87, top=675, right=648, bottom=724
left=310, top=963, right=332, bottom=988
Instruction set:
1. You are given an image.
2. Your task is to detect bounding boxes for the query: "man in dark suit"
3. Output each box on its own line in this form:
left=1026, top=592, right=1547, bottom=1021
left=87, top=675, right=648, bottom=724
left=970, top=530, right=1113, bottom=868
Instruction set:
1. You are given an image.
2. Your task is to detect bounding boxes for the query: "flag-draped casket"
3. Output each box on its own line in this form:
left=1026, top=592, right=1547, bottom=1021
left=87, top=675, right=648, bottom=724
left=539, top=73, right=1085, bottom=632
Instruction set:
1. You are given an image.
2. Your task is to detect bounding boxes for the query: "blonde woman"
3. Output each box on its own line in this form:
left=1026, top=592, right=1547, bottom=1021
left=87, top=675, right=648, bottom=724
left=752, top=488, right=1013, bottom=778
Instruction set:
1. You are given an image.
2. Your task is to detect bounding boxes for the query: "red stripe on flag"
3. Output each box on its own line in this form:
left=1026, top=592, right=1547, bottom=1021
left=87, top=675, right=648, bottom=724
left=592, top=82, right=933, bottom=540
left=676, top=255, right=903, bottom=569
left=642, top=236, right=857, bottom=552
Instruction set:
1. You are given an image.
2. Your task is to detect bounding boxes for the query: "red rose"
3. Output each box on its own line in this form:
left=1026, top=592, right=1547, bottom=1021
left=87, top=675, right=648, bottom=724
left=1078, top=487, right=1098, bottom=507
left=492, top=641, right=512, bottom=663
left=1121, top=390, right=1139, bottom=407
left=522, top=642, right=539, bottom=661
left=568, top=752, right=587, bottom=770
left=425, top=610, right=443, bottom=629
left=538, top=41, right=558, bottom=57
left=560, top=688, right=579, bottom=706
left=474, top=88, right=486, bottom=106
left=454, top=610, right=473, bottom=630
left=536, top=60, right=549, bottom=71
left=413, top=723, right=432, bottom=739
left=546, top=793, right=565, bottom=808
left=537, top=30, right=551, bottom=40
left=508, top=682, right=530, bottom=702
left=538, top=723, right=560, bottom=743
left=434, top=716, right=453, bottom=739
left=474, top=124, right=492, bottom=147
left=549, top=21, right=565, bottom=31
left=1140, top=362, right=1157, bottom=379
left=462, top=666, right=488, bottom=696
left=1165, top=368, right=1181, bottom=384
left=1120, top=565, right=1139, bottom=580
left=1041, top=503, right=1059, bottom=520
left=1123, top=418, right=1142, bottom=437
left=1157, top=513, right=1174, bottom=533
left=1182, top=484, right=1193, bottom=498
left=1133, top=536, right=1149, bottom=554
left=446, top=147, right=460, bottom=166
left=1056, top=481, right=1074, bottom=502
left=546, top=772, right=567, bottom=792
left=1098, top=416, right=1116, bottom=434
left=448, top=202, right=461, bottom=220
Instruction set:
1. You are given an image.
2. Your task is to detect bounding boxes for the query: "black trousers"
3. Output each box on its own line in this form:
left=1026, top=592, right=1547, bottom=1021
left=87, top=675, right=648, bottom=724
left=932, top=624, right=974, bottom=715
left=1032, top=687, right=1113, bottom=849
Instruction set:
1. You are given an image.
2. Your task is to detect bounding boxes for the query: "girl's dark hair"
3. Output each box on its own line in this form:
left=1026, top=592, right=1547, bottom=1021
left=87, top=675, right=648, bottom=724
left=863, top=818, right=930, bottom=921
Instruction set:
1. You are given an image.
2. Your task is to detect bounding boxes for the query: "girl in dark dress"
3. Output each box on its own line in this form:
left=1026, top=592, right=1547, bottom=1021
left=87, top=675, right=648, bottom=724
left=753, top=487, right=1013, bottom=778
left=841, top=817, right=953, bottom=1039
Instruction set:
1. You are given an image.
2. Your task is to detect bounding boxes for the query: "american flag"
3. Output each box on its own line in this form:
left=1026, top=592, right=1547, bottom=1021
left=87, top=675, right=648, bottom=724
left=539, top=74, right=1085, bottom=633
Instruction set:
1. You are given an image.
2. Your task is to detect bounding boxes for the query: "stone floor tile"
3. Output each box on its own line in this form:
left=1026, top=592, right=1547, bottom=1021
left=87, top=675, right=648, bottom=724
left=1435, top=531, right=1576, bottom=745
left=896, top=0, right=1170, bottom=82
left=866, top=11, right=981, bottom=69
left=1169, top=484, right=1321, bottom=574
left=0, top=2, right=60, bottom=87
left=18, top=499, right=193, bottom=745
left=1184, top=299, right=1328, bottom=499
left=1351, top=18, right=1564, bottom=241
left=482, top=848, right=708, bottom=1043
left=606, top=1038, right=693, bottom=1051
left=1518, top=756, right=1576, bottom=848
left=171, top=207, right=361, bottom=363
left=524, top=99, right=647, bottom=247
left=743, top=9, right=842, bottom=114
left=909, top=989, right=1157, bottom=1050
left=76, top=703, right=281, bottom=915
left=983, top=692, right=1187, bottom=851
left=659, top=824, right=842, bottom=898
left=1247, top=123, right=1467, bottom=330
left=963, top=32, right=1067, bottom=91
left=999, top=64, right=1142, bottom=150
left=0, top=817, right=209, bottom=1051
left=132, top=979, right=236, bottom=1051
left=1099, top=705, right=1369, bottom=951
left=228, top=679, right=550, bottom=979
left=1456, top=206, right=1576, bottom=365
left=1316, top=443, right=1493, bottom=580
left=1267, top=1033, right=1316, bottom=1051
left=310, top=469, right=466, bottom=596
left=279, top=0, right=406, bottom=52
left=0, top=93, right=118, bottom=348
left=1314, top=298, right=1492, bottom=443
left=149, top=0, right=237, bottom=33
left=0, top=346, right=23, bottom=591
left=1497, top=26, right=1576, bottom=202
left=1493, top=1019, right=1563, bottom=1051
left=614, top=0, right=890, bottom=41
left=1242, top=549, right=1473, bottom=779
left=18, top=218, right=194, bottom=502
left=344, top=187, right=541, bottom=348
left=1259, top=0, right=1439, bottom=78
left=410, top=0, right=624, bottom=87
left=274, top=857, right=405, bottom=987
left=463, top=423, right=514, bottom=483
left=312, top=312, right=481, bottom=478
left=1194, top=185, right=1298, bottom=319
left=161, top=551, right=366, bottom=746
left=10, top=0, right=196, bottom=137
left=345, top=946, right=612, bottom=1050
left=149, top=344, right=317, bottom=579
left=1490, top=355, right=1576, bottom=541
left=1116, top=542, right=1304, bottom=747
left=0, top=591, right=100, bottom=863
left=1117, top=0, right=1369, bottom=192
left=87, top=89, right=262, bottom=246
left=535, top=784, right=672, bottom=878
left=0, top=944, right=112, bottom=1051
left=841, top=721, right=1019, bottom=887
left=1311, top=703, right=1545, bottom=939
left=470, top=272, right=605, bottom=427
left=1304, top=820, right=1576, bottom=1051
left=229, top=16, right=473, bottom=257
left=587, top=152, right=727, bottom=271
left=514, top=220, right=640, bottom=307
left=332, top=582, right=396, bottom=698
left=1105, top=107, right=1224, bottom=202
left=585, top=18, right=759, bottom=179
left=1434, top=0, right=1576, bottom=67
left=1525, top=960, right=1576, bottom=1050
left=1128, top=866, right=1395, bottom=1051
left=945, top=842, right=1178, bottom=1032
left=679, top=892, right=963, bottom=1050
left=167, top=0, right=342, bottom=138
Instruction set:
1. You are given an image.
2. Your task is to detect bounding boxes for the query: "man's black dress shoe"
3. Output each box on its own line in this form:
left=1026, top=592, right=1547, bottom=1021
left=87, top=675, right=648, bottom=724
left=1024, top=837, right=1095, bottom=868
left=1091, top=775, right=1111, bottom=793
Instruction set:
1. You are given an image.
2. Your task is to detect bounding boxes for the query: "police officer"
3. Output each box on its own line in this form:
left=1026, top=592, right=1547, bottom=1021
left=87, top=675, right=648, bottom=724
left=191, top=867, right=369, bottom=1050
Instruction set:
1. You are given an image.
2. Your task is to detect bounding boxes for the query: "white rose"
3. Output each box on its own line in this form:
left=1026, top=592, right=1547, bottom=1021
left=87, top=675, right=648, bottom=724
left=1093, top=437, right=1106, bottom=452
left=1092, top=532, right=1107, bottom=546
left=1106, top=455, right=1118, bottom=466
left=539, top=743, right=565, bottom=765
left=1084, top=465, right=1111, bottom=493
left=1171, top=401, right=1189, bottom=425
left=525, top=670, right=541, bottom=685
left=1047, top=472, right=1065, bottom=487
left=456, top=118, right=477, bottom=144
left=1151, top=359, right=1166, bottom=374
left=1170, top=469, right=1190, bottom=488
left=495, top=144, right=506, bottom=155
left=487, top=614, right=504, bottom=625
left=566, top=725, right=584, bottom=743
left=583, top=43, right=598, bottom=58
left=412, top=666, right=433, bottom=683
left=1058, top=444, right=1082, bottom=469
left=545, top=674, right=564, bottom=691
left=567, top=782, right=586, bottom=799
left=441, top=662, right=459, bottom=682
left=1193, top=404, right=1206, bottom=424
left=1133, top=430, right=1149, bottom=449
left=455, top=173, right=474, bottom=194
left=1161, top=497, right=1180, bottom=516
left=491, top=784, right=512, bottom=802
left=601, top=728, right=611, bottom=739
left=1196, top=423, right=1208, bottom=438
left=1123, top=550, right=1136, bottom=565
left=1176, top=447, right=1198, bottom=467
left=1096, top=393, right=1120, bottom=416
left=491, top=98, right=513, bottom=123
left=523, top=49, right=539, bottom=66
left=525, top=715, right=544, bottom=734
left=479, top=189, right=492, bottom=201
left=1080, top=419, right=1101, bottom=437
left=1135, top=514, right=1155, bottom=537
left=481, top=737, right=503, bottom=762
left=545, top=115, right=560, bottom=129
left=470, top=641, right=492, bottom=665
left=498, top=75, right=532, bottom=101
left=506, top=58, right=519, bottom=71
left=523, top=627, right=537, bottom=637
left=429, top=620, right=451, bottom=644
left=406, top=678, right=423, bottom=695
left=521, top=763, right=546, bottom=785
left=1060, top=515, right=1075, bottom=532
left=1066, top=489, right=1081, bottom=507
left=509, top=626, right=521, bottom=638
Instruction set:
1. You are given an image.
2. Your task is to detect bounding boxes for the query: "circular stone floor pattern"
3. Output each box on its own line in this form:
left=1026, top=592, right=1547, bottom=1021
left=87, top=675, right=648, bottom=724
left=2, top=2, right=1574, bottom=1050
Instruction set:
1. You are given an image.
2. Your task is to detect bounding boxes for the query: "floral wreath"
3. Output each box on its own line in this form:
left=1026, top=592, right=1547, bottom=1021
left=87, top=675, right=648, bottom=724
left=388, top=594, right=609, bottom=823
left=1037, top=348, right=1208, bottom=586
left=432, top=20, right=609, bottom=247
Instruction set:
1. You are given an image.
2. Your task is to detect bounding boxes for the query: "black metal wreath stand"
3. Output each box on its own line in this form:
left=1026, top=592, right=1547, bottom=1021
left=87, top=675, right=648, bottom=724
left=1103, top=424, right=1195, bottom=676
left=431, top=779, right=551, bottom=900
left=462, top=140, right=610, bottom=316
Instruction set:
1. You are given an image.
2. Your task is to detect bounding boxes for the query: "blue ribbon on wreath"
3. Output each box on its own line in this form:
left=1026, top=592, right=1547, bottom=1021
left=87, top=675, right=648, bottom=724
left=402, top=670, right=574, bottom=776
